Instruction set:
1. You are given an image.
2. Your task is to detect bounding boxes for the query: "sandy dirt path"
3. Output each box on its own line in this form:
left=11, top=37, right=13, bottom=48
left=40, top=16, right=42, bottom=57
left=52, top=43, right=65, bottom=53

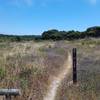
left=43, top=52, right=72, bottom=100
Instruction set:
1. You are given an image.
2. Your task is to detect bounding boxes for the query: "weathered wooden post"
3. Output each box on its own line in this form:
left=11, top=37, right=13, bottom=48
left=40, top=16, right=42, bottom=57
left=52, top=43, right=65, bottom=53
left=72, top=48, right=77, bottom=84
left=0, top=89, right=20, bottom=100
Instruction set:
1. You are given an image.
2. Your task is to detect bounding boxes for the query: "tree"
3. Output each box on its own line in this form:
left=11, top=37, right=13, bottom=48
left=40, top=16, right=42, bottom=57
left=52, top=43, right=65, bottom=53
left=86, top=26, right=100, bottom=37
left=42, top=29, right=61, bottom=40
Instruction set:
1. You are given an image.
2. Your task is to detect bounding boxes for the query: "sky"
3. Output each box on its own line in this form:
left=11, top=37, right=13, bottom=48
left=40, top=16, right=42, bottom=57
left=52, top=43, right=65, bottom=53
left=0, top=0, right=100, bottom=35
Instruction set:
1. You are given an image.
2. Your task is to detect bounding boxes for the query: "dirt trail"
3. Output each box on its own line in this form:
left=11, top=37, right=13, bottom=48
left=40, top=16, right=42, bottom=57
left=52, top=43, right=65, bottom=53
left=43, top=52, right=72, bottom=100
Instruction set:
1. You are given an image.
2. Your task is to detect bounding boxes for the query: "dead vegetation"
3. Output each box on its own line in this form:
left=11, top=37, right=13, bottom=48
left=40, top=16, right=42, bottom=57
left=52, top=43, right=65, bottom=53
left=0, top=39, right=100, bottom=100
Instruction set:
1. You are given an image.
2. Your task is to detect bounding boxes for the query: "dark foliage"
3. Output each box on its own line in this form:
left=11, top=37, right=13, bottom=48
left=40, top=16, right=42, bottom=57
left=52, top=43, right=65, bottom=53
left=42, top=26, right=100, bottom=40
left=0, top=26, right=100, bottom=42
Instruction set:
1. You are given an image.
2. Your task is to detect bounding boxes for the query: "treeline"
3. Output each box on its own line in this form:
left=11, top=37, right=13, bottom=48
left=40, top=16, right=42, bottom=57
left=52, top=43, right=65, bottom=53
left=42, top=26, right=100, bottom=40
left=0, top=34, right=42, bottom=42
left=0, top=26, right=100, bottom=42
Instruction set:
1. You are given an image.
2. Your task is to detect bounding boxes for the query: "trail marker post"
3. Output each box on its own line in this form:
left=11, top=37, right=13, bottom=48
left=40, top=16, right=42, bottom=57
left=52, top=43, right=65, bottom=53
left=0, top=89, right=20, bottom=100
left=72, top=48, right=77, bottom=84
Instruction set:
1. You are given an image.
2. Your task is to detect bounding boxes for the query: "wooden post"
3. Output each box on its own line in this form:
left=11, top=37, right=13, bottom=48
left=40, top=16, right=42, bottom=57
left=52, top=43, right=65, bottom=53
left=72, top=48, right=77, bottom=84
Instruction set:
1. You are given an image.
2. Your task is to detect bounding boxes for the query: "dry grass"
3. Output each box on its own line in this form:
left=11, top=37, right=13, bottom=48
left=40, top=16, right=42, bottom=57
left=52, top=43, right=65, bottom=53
left=56, top=39, right=100, bottom=100
left=0, top=39, right=100, bottom=100
left=0, top=41, right=68, bottom=100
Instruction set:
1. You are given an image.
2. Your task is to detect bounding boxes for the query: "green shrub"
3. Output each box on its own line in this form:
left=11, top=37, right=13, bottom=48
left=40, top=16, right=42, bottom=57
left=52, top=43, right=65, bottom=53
left=0, top=67, right=5, bottom=79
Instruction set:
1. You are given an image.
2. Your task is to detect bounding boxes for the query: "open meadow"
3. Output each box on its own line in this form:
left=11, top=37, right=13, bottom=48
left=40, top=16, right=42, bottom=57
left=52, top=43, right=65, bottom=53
left=0, top=38, right=100, bottom=100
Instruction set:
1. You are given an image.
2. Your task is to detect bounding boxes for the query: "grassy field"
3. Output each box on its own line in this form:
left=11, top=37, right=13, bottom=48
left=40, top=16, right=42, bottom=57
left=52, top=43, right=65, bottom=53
left=0, top=38, right=100, bottom=100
